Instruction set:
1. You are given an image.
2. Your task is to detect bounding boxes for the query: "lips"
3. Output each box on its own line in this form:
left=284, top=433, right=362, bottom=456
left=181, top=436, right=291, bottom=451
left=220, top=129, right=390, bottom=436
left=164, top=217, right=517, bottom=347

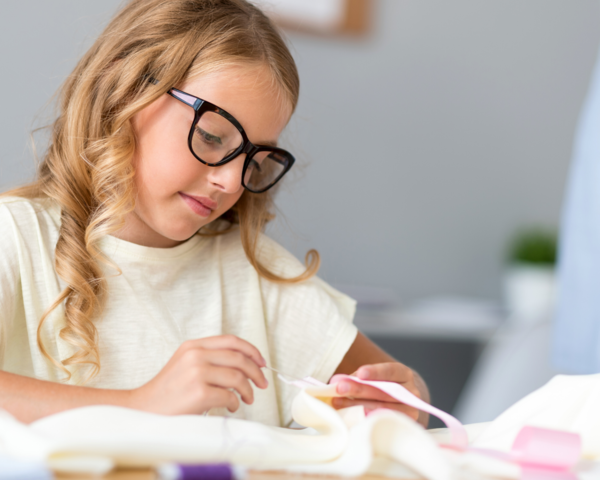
left=179, top=192, right=217, bottom=217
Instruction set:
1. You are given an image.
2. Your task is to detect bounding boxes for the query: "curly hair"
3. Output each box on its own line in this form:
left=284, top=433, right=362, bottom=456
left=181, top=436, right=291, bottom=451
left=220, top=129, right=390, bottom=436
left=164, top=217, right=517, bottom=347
left=2, top=0, right=319, bottom=383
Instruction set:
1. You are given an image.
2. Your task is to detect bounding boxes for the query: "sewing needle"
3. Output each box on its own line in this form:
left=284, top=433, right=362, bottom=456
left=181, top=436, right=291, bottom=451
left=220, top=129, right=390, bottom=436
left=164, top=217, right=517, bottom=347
left=262, top=365, right=327, bottom=388
left=262, top=365, right=306, bottom=383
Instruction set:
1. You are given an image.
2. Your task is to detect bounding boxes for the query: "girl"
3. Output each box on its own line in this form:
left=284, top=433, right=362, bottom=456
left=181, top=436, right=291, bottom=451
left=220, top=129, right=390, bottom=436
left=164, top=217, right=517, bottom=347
left=0, top=0, right=429, bottom=428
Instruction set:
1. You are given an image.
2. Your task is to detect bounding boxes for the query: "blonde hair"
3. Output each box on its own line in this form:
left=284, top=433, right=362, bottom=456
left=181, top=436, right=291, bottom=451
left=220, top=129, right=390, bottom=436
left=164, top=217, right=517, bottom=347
left=3, top=0, right=319, bottom=382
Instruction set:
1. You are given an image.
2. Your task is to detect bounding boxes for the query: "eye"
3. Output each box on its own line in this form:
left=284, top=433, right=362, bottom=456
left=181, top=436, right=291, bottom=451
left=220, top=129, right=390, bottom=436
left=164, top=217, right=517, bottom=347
left=195, top=126, right=222, bottom=146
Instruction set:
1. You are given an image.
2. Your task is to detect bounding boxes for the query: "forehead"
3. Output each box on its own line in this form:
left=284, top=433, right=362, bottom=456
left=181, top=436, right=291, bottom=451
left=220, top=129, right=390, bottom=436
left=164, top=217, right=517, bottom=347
left=180, top=64, right=292, bottom=140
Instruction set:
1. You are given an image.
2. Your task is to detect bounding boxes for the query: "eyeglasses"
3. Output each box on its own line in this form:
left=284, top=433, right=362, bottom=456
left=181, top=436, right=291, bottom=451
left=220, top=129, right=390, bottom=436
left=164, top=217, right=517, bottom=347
left=167, top=88, right=295, bottom=193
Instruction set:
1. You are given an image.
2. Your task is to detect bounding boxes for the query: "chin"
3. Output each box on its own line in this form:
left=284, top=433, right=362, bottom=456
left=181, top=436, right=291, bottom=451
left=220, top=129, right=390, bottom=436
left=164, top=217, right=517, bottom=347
left=160, top=222, right=204, bottom=243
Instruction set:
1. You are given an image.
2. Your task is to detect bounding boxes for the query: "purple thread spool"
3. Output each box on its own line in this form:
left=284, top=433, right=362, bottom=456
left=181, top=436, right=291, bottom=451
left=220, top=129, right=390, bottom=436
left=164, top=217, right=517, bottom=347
left=179, top=464, right=233, bottom=480
left=158, top=463, right=246, bottom=480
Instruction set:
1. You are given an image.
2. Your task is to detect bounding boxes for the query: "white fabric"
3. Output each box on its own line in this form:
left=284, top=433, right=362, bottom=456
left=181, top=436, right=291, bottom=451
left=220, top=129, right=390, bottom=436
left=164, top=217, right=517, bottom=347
left=2, top=375, right=600, bottom=479
left=0, top=196, right=357, bottom=427
left=470, top=373, right=600, bottom=458
left=0, top=385, right=453, bottom=480
left=0, top=455, right=52, bottom=480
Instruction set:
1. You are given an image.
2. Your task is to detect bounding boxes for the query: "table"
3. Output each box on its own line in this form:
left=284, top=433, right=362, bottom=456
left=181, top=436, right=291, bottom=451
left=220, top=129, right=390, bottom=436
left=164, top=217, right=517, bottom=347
left=354, top=306, right=500, bottom=342
left=56, top=468, right=416, bottom=480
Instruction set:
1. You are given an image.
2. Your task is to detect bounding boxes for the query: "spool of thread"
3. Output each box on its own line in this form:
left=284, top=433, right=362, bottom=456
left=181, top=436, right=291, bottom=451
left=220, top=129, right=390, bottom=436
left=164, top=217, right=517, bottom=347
left=157, top=463, right=246, bottom=480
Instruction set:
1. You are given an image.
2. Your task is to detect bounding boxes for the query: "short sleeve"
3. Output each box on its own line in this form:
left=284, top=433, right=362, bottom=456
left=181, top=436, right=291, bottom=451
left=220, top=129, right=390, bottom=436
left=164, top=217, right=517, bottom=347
left=0, top=197, right=61, bottom=378
left=0, top=203, right=23, bottom=366
left=256, top=236, right=358, bottom=422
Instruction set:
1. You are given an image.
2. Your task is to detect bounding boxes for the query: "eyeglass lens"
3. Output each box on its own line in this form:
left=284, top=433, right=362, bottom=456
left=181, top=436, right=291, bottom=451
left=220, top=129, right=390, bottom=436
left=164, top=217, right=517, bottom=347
left=193, top=112, right=243, bottom=164
left=192, top=111, right=288, bottom=191
left=243, top=150, right=288, bottom=192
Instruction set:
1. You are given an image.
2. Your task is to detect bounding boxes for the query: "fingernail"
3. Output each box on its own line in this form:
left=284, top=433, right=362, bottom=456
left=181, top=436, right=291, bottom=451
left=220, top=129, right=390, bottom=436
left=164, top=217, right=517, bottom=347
left=337, top=382, right=350, bottom=394
left=358, top=367, right=370, bottom=378
left=260, top=357, right=267, bottom=367
left=263, top=378, right=269, bottom=388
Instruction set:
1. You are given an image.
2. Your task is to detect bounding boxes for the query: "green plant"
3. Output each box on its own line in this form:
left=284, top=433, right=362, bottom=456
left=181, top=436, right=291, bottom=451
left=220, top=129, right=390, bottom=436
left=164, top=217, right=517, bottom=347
left=507, top=228, right=558, bottom=266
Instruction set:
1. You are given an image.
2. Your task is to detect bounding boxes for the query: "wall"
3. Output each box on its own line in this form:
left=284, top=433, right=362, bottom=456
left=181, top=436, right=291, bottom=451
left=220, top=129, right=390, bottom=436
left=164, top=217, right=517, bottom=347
left=270, top=0, right=600, bottom=302
left=1, top=0, right=599, bottom=303
left=0, top=1, right=123, bottom=187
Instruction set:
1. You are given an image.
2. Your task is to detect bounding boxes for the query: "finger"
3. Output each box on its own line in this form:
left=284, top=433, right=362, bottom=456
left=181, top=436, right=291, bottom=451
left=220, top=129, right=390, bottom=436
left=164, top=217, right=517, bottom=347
left=355, top=363, right=414, bottom=384
left=186, top=335, right=266, bottom=368
left=204, top=366, right=255, bottom=405
left=332, top=397, right=420, bottom=421
left=204, top=349, right=268, bottom=389
left=203, top=386, right=240, bottom=413
left=336, top=379, right=421, bottom=402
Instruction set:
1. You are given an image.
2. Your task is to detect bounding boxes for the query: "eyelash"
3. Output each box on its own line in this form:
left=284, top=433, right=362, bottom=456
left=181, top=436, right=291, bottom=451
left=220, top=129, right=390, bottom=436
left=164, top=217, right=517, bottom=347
left=195, top=126, right=221, bottom=145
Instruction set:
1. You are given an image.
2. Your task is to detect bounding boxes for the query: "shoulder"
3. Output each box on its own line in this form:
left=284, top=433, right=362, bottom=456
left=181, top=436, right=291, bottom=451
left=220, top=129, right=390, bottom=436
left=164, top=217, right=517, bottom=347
left=215, top=227, right=306, bottom=278
left=224, top=229, right=356, bottom=313
left=0, top=196, right=61, bottom=245
left=0, top=196, right=60, bottom=222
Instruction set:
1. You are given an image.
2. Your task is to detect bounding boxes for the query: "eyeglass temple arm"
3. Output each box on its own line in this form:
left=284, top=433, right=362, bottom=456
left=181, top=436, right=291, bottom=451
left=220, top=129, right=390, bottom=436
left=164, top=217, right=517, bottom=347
left=168, top=89, right=201, bottom=108
left=144, top=75, right=200, bottom=109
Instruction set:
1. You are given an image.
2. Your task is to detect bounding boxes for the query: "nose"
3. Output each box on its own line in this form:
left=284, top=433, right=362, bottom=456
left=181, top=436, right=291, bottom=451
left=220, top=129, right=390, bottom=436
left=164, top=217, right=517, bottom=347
left=206, top=154, right=245, bottom=193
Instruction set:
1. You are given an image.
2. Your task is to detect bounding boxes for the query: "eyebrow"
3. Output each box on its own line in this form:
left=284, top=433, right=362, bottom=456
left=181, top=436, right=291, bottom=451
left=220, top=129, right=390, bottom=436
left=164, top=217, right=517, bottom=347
left=259, top=140, right=278, bottom=148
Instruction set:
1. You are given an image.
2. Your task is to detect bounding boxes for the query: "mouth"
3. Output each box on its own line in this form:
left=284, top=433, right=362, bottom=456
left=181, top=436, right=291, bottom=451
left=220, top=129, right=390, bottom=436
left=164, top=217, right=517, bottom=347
left=179, top=192, right=217, bottom=218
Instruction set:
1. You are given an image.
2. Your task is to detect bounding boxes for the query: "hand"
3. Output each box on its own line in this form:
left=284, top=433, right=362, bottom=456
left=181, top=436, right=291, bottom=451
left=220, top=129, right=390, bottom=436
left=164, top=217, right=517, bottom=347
left=331, top=362, right=423, bottom=422
left=128, top=335, right=268, bottom=415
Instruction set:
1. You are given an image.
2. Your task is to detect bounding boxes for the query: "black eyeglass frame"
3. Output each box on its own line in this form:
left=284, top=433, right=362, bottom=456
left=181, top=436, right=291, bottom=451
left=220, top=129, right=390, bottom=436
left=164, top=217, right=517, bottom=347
left=167, top=87, right=295, bottom=194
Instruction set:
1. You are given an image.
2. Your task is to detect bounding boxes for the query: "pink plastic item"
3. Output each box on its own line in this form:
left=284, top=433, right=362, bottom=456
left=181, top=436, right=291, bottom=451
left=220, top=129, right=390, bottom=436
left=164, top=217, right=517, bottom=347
left=514, top=426, right=581, bottom=480
left=513, top=426, right=581, bottom=469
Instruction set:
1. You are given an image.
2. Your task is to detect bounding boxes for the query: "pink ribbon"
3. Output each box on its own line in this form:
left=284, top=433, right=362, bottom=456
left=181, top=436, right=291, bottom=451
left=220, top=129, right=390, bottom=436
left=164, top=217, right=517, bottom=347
left=330, top=374, right=469, bottom=449
left=326, top=375, right=582, bottom=479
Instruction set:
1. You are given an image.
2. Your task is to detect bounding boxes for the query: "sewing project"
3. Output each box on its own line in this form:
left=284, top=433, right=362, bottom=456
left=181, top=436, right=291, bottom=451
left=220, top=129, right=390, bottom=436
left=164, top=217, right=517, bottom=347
left=0, top=374, right=599, bottom=479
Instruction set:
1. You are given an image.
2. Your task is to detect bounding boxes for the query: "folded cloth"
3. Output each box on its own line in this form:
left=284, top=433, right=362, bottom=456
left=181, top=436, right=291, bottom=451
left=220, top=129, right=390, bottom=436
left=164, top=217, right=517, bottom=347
left=0, top=388, right=448, bottom=480
left=1, top=374, right=600, bottom=480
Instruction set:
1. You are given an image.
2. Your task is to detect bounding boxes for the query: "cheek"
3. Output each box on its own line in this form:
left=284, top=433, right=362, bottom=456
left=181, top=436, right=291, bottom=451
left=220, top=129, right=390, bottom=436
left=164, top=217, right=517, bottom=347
left=135, top=129, right=196, bottom=197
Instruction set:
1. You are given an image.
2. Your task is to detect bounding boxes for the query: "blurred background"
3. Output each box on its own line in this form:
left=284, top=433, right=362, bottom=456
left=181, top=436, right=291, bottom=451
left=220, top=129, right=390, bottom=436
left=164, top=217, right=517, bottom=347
left=1, top=0, right=599, bottom=428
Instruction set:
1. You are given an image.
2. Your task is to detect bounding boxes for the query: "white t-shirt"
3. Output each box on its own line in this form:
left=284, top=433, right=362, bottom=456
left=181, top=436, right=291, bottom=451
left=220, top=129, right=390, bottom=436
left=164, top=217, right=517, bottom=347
left=0, top=196, right=357, bottom=427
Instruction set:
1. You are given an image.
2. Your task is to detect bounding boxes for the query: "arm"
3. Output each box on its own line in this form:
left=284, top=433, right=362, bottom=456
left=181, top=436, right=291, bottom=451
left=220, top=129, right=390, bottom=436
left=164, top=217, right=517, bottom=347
left=0, top=370, right=132, bottom=424
left=333, top=331, right=431, bottom=428
left=0, top=336, right=268, bottom=424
